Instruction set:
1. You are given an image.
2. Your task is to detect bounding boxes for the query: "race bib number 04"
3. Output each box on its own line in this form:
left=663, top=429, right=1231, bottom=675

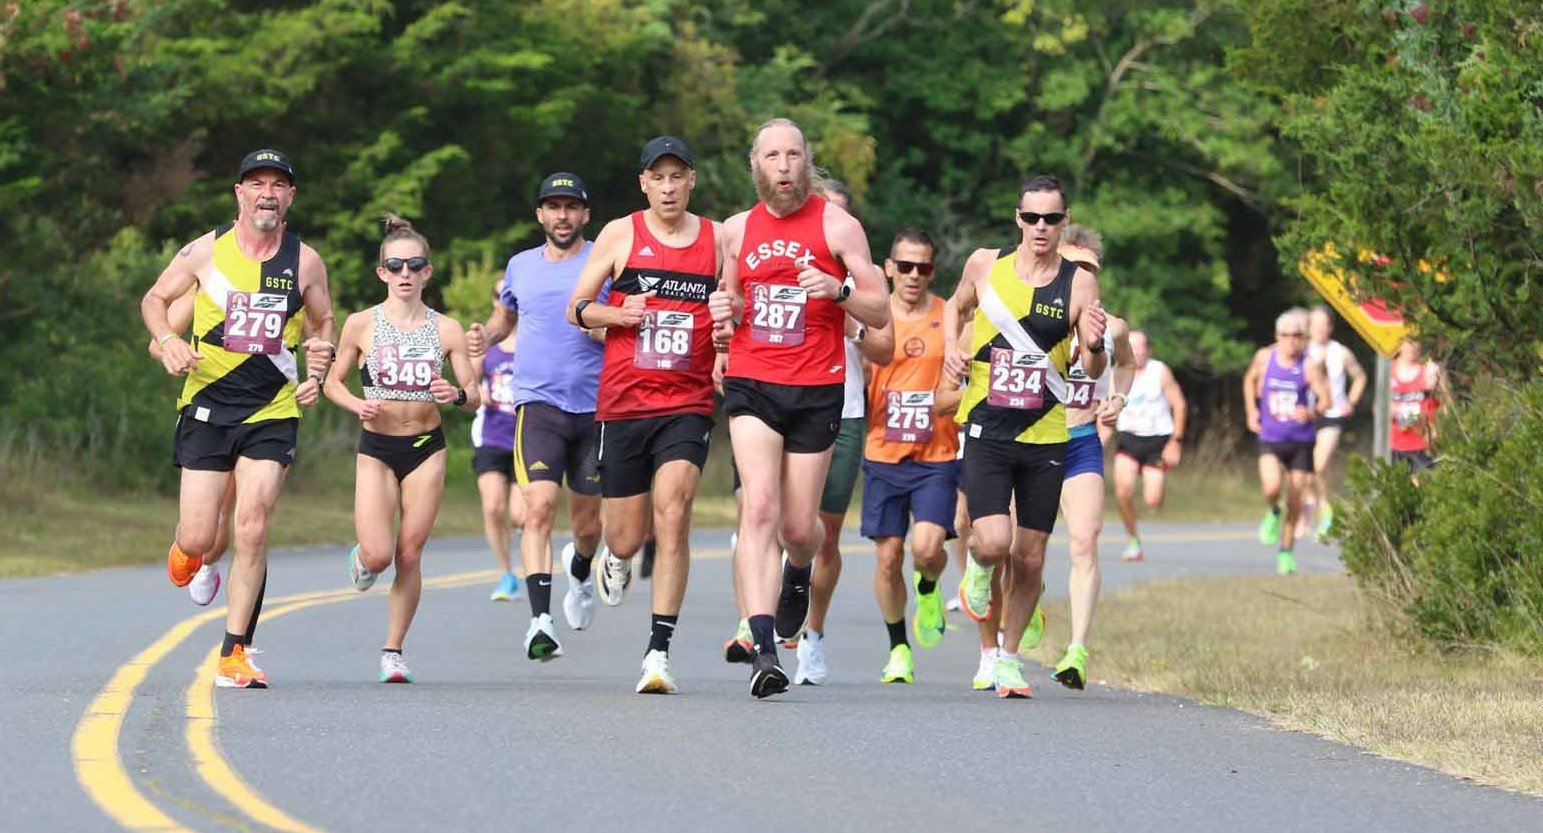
left=1065, top=379, right=1095, bottom=408
left=373, top=344, right=438, bottom=391
left=635, top=310, right=695, bottom=371
left=750, top=285, right=807, bottom=345
left=884, top=390, right=934, bottom=444
left=223, top=292, right=287, bottom=355
left=986, top=347, right=1047, bottom=410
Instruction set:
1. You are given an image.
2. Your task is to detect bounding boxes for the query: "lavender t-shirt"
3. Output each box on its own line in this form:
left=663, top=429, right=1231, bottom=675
left=1259, top=349, right=1315, bottom=444
left=497, top=242, right=608, bottom=413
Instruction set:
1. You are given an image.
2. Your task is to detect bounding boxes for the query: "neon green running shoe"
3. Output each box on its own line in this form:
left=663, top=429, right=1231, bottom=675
left=958, top=556, right=995, bottom=622
left=994, top=655, right=1032, bottom=699
left=1276, top=551, right=1299, bottom=575
left=1258, top=508, right=1282, bottom=546
left=880, top=644, right=914, bottom=683
left=1017, top=606, right=1046, bottom=653
left=1053, top=644, right=1088, bottom=690
left=912, top=573, right=945, bottom=648
left=1316, top=503, right=1334, bottom=541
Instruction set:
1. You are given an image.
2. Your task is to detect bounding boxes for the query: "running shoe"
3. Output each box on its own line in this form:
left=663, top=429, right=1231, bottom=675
left=166, top=542, right=202, bottom=588
left=524, top=614, right=564, bottom=662
left=773, top=564, right=811, bottom=643
left=750, top=650, right=789, bottom=699
left=945, top=596, right=962, bottom=613
left=1258, top=508, right=1282, bottom=546
left=490, top=572, right=521, bottom=602
left=972, top=647, right=998, bottom=691
left=379, top=651, right=414, bottom=684
left=724, top=620, right=754, bottom=664
left=636, top=649, right=678, bottom=694
left=1316, top=503, right=1335, bottom=541
left=1017, top=606, right=1047, bottom=652
left=912, top=573, right=946, bottom=648
left=1122, top=539, right=1145, bottom=563
left=188, top=564, right=222, bottom=606
left=994, top=655, right=1033, bottom=699
left=958, top=555, right=995, bottom=622
left=348, top=544, right=379, bottom=592
left=1277, top=551, right=1299, bottom=575
left=561, top=542, right=597, bottom=630
left=794, top=633, right=827, bottom=685
left=880, top=644, right=914, bottom=684
left=215, top=644, right=268, bottom=689
left=1053, top=644, right=1088, bottom=690
left=596, top=548, right=631, bottom=607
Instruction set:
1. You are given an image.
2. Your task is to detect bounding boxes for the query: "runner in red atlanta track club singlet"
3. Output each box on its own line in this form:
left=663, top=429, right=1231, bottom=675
left=598, top=211, right=717, bottom=420
left=727, top=194, right=846, bottom=385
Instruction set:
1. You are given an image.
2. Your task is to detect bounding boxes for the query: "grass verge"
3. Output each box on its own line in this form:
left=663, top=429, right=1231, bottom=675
left=1025, top=573, right=1543, bottom=795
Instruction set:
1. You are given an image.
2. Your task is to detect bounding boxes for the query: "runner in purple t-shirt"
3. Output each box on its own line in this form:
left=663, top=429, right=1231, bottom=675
left=471, top=334, right=528, bottom=602
left=1243, top=308, right=1331, bottom=574
left=467, top=172, right=611, bottom=662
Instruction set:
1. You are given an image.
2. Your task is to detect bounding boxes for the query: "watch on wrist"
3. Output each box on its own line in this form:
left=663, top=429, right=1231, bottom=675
left=836, top=279, right=853, bottom=303
left=1087, top=340, right=1105, bottom=354
left=454, top=388, right=468, bottom=406
left=574, top=299, right=593, bottom=328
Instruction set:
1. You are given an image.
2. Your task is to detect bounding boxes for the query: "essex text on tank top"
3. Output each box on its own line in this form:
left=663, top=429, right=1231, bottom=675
left=598, top=212, right=717, bottom=421
left=1389, top=361, right=1438, bottom=452
left=498, top=241, right=605, bottom=413
left=1258, top=349, right=1315, bottom=443
left=726, top=195, right=847, bottom=387
left=957, top=250, right=1075, bottom=445
left=178, top=224, right=305, bottom=425
left=473, top=342, right=517, bottom=450
left=1115, top=359, right=1175, bottom=437
left=865, top=295, right=958, bottom=463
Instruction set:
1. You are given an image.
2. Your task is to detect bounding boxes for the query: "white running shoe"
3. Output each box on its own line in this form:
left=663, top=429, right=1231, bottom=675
left=524, top=614, right=564, bottom=662
left=793, top=632, right=828, bottom=685
left=973, top=647, right=998, bottom=691
left=348, top=544, right=379, bottom=592
left=635, top=649, right=678, bottom=694
left=379, top=651, right=413, bottom=683
left=561, top=543, right=597, bottom=630
left=188, top=564, right=222, bottom=606
left=945, top=595, right=962, bottom=613
left=596, top=546, right=631, bottom=607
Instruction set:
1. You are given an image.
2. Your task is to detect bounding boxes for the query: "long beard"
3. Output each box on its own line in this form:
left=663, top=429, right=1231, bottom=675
left=753, top=163, right=811, bottom=215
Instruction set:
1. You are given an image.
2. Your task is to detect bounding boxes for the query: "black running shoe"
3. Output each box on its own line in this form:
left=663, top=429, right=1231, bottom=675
left=773, top=572, right=811, bottom=643
left=750, top=651, right=790, bottom=699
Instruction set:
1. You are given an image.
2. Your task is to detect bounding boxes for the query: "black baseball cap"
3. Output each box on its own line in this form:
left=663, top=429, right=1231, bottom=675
left=237, top=149, right=296, bottom=184
left=640, top=135, right=693, bottom=170
left=536, top=172, right=589, bottom=206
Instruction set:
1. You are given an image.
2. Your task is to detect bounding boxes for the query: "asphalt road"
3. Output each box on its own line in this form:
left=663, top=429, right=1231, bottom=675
left=4, top=524, right=1540, bottom=832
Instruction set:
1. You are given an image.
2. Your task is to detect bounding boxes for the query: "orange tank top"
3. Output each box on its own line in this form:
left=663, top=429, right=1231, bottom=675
left=864, top=295, right=960, bottom=463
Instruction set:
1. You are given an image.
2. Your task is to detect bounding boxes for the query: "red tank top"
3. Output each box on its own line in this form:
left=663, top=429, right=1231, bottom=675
left=1389, top=362, right=1437, bottom=452
left=726, top=195, right=847, bottom=387
left=597, top=212, right=717, bottom=420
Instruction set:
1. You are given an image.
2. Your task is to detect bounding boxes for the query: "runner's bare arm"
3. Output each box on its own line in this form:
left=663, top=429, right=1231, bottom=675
left=1242, top=348, right=1268, bottom=433
left=470, top=293, right=517, bottom=358
left=1344, top=348, right=1368, bottom=413
left=433, top=317, right=481, bottom=412
left=934, top=372, right=967, bottom=417
left=1306, top=359, right=1333, bottom=416
left=298, top=246, right=337, bottom=379
left=142, top=232, right=214, bottom=375
left=1162, top=363, right=1188, bottom=465
left=822, top=210, right=889, bottom=329
left=942, top=249, right=991, bottom=382
left=1070, top=268, right=1108, bottom=380
left=1097, top=316, right=1136, bottom=425
left=324, top=312, right=379, bottom=421
left=854, top=276, right=894, bottom=366
left=567, top=218, right=637, bottom=330
left=149, top=288, right=198, bottom=360
left=709, top=213, right=748, bottom=344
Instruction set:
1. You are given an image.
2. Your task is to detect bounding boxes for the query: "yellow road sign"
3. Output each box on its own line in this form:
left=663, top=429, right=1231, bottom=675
left=1298, top=245, right=1410, bottom=358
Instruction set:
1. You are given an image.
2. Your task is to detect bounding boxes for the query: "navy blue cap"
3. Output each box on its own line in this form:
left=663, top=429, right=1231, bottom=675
left=536, top=172, right=589, bottom=206
left=640, top=136, right=694, bottom=170
left=237, top=149, right=295, bottom=184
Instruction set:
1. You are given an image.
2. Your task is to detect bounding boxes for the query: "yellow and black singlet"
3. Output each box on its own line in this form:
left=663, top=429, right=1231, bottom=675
left=957, top=248, right=1075, bottom=445
left=177, top=224, right=305, bottom=425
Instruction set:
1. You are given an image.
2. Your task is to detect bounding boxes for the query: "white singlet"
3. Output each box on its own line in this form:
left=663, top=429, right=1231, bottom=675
left=1307, top=339, right=1350, bottom=419
left=841, top=337, right=864, bottom=419
left=1115, top=358, right=1175, bottom=437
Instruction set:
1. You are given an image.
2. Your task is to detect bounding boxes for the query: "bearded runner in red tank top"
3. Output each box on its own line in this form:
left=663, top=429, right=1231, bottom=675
left=566, top=136, right=722, bottom=694
left=707, top=118, right=891, bottom=699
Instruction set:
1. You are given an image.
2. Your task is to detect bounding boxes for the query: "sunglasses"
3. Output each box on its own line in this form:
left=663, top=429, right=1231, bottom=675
left=1018, top=211, right=1067, bottom=226
left=1278, top=331, right=1305, bottom=338
left=381, top=256, right=429, bottom=274
left=892, top=260, right=935, bottom=277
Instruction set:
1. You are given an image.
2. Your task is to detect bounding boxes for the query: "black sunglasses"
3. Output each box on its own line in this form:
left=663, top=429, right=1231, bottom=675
left=381, top=256, right=429, bottom=274
left=1018, top=211, right=1067, bottom=226
left=892, top=260, right=935, bottom=277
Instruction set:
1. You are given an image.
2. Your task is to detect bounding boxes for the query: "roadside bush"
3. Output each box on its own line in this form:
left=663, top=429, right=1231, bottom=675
left=1338, top=380, right=1543, bottom=655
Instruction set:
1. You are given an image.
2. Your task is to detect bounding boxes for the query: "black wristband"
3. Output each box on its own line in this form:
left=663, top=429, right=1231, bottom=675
left=454, top=388, right=468, bottom=406
left=1087, top=340, right=1105, bottom=354
left=574, top=299, right=593, bottom=329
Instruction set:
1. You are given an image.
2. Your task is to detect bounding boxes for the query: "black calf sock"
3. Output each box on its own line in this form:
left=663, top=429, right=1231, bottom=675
left=528, top=573, right=553, bottom=617
left=570, top=550, right=594, bottom=582
left=916, top=575, right=938, bottom=596
left=221, top=631, right=243, bottom=657
left=648, top=613, right=679, bottom=654
left=242, top=571, right=267, bottom=646
left=886, top=619, right=909, bottom=650
left=748, top=614, right=777, bottom=655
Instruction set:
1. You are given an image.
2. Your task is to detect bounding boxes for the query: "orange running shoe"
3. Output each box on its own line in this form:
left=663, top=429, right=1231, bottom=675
left=216, top=644, right=269, bottom=689
left=166, top=542, right=202, bottom=587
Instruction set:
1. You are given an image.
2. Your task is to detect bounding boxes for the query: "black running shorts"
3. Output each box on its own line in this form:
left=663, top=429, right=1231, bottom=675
left=1259, top=440, right=1315, bottom=473
left=721, top=378, right=843, bottom=454
left=1115, top=432, right=1170, bottom=470
left=358, top=428, right=446, bottom=481
left=515, top=401, right=601, bottom=495
left=471, top=445, right=515, bottom=478
left=174, top=412, right=298, bottom=472
left=599, top=413, right=714, bottom=498
left=962, top=438, right=1067, bottom=533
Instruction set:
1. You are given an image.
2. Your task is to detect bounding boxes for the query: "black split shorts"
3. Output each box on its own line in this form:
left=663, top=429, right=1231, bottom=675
left=962, top=437, right=1067, bottom=533
left=174, top=412, right=298, bottom=472
left=598, top=413, right=714, bottom=498
left=1259, top=440, right=1315, bottom=473
left=1115, top=432, right=1171, bottom=470
left=359, top=427, right=446, bottom=481
left=721, top=378, right=843, bottom=454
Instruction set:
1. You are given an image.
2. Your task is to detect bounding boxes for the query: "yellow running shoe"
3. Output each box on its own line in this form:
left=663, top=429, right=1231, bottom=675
left=1017, top=606, right=1047, bottom=652
left=912, top=573, right=945, bottom=648
left=880, top=644, right=914, bottom=683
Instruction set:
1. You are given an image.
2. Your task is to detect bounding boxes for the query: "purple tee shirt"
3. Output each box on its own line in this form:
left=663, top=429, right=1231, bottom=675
left=1259, top=349, right=1315, bottom=443
left=472, top=342, right=516, bottom=450
left=497, top=242, right=608, bottom=413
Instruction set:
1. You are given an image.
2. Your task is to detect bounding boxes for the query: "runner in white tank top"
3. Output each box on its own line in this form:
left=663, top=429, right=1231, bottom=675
left=1111, top=330, right=1187, bottom=562
left=1305, top=306, right=1366, bottom=540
